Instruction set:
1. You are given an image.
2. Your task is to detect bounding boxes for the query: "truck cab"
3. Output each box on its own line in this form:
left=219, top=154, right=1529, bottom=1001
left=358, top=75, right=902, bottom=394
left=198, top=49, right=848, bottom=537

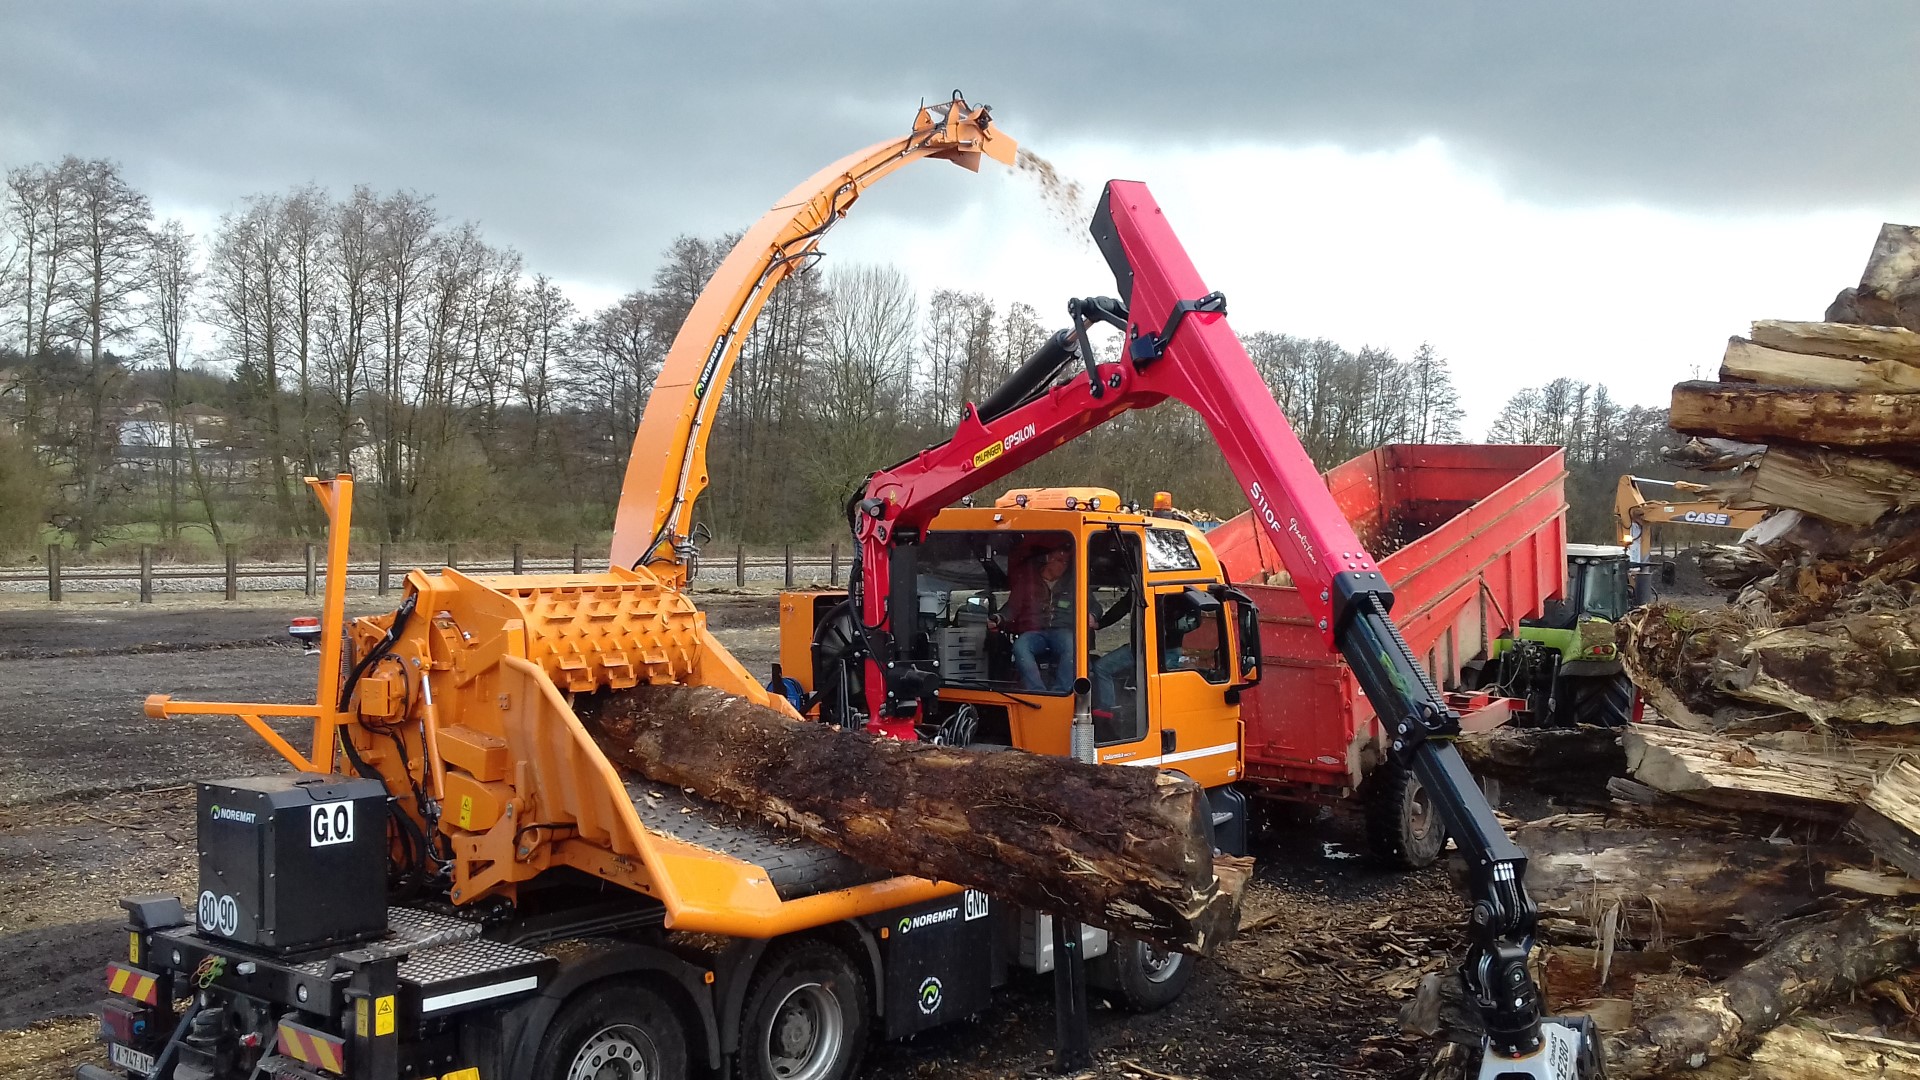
left=780, top=487, right=1263, bottom=850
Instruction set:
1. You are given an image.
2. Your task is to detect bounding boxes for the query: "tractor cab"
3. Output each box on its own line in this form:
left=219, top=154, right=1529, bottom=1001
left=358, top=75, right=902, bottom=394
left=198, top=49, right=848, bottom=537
left=1564, top=543, right=1633, bottom=621
left=779, top=487, right=1262, bottom=793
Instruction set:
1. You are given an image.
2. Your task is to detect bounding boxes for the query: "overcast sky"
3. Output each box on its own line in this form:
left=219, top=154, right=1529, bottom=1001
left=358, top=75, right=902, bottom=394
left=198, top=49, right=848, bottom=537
left=6, top=2, right=1918, bottom=433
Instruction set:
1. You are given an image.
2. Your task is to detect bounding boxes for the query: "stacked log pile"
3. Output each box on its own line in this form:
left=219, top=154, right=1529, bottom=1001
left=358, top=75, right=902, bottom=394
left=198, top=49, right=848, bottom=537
left=1421, top=225, right=1920, bottom=1077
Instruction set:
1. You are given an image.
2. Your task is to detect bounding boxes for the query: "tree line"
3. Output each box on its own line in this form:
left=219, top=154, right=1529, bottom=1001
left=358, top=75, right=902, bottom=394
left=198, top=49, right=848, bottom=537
left=0, top=155, right=1656, bottom=559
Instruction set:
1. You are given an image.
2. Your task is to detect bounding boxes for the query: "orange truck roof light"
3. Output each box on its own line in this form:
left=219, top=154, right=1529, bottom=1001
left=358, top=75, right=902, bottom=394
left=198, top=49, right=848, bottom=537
left=1153, top=491, right=1174, bottom=511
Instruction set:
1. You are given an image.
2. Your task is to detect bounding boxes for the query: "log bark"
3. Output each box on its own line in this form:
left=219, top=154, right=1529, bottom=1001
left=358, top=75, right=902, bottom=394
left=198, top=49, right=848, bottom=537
left=1624, top=726, right=1884, bottom=819
left=1721, top=337, right=1920, bottom=393
left=1749, top=1025, right=1920, bottom=1080
left=1851, top=759, right=1920, bottom=881
left=1602, top=902, right=1920, bottom=1078
left=1454, top=727, right=1625, bottom=800
left=1751, top=319, right=1920, bottom=366
left=1511, top=823, right=1834, bottom=943
left=1669, top=381, right=1920, bottom=449
left=580, top=683, right=1252, bottom=954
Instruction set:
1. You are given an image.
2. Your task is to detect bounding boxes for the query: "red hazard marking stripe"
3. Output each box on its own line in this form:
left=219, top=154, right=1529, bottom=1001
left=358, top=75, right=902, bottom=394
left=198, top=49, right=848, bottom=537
left=277, top=1020, right=346, bottom=1074
left=105, top=962, right=159, bottom=1005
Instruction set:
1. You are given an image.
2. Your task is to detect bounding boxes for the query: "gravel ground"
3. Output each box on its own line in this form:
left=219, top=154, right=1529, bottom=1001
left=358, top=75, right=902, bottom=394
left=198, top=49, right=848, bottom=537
left=0, top=596, right=1458, bottom=1080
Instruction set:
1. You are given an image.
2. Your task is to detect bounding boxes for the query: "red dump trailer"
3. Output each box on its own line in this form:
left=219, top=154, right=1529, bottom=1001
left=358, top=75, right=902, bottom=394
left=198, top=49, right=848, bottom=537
left=1209, top=444, right=1569, bottom=833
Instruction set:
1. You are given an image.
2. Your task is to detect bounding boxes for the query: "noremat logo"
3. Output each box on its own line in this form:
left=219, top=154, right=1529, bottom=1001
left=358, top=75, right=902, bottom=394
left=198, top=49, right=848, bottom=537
left=895, top=907, right=961, bottom=934
left=208, top=804, right=258, bottom=826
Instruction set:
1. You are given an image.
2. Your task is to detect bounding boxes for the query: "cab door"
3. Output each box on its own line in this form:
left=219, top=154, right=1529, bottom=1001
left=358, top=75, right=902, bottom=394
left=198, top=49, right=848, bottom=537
left=1143, top=583, right=1243, bottom=787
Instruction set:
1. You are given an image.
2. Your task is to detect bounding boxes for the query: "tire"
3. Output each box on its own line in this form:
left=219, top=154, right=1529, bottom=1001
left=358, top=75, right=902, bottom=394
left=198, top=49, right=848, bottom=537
left=533, top=981, right=689, bottom=1080
left=1095, top=936, right=1193, bottom=1012
left=738, top=941, right=870, bottom=1080
left=1559, top=674, right=1634, bottom=728
left=1364, top=759, right=1447, bottom=870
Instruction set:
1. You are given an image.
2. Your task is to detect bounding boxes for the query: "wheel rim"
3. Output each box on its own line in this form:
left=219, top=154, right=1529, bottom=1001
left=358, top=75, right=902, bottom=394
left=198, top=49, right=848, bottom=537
left=567, top=1024, right=661, bottom=1080
left=1137, top=942, right=1183, bottom=985
left=1406, top=779, right=1436, bottom=844
left=763, top=982, right=845, bottom=1080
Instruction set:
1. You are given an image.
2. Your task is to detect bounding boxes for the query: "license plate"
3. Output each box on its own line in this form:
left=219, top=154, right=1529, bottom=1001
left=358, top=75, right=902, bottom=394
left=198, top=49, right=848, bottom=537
left=109, top=1043, right=156, bottom=1075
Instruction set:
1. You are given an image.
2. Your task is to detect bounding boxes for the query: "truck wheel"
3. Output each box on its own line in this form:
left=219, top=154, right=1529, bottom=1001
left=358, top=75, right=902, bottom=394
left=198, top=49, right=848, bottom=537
left=1567, top=674, right=1634, bottom=728
left=1365, top=760, right=1447, bottom=870
left=534, top=981, right=688, bottom=1080
left=739, top=941, right=870, bottom=1080
left=1095, top=936, right=1192, bottom=1012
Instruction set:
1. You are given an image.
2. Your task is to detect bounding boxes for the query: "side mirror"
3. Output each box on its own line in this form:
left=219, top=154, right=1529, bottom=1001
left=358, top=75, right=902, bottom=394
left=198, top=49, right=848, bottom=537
left=1230, top=596, right=1262, bottom=689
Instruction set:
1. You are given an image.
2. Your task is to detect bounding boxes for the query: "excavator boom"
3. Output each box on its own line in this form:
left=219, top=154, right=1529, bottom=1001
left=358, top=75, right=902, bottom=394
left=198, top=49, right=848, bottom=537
left=609, top=93, right=1015, bottom=580
left=1615, top=473, right=1768, bottom=561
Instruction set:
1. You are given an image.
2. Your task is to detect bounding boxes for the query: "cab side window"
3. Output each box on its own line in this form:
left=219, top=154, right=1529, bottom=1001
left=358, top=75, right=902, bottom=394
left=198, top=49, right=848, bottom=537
left=1156, top=592, right=1228, bottom=684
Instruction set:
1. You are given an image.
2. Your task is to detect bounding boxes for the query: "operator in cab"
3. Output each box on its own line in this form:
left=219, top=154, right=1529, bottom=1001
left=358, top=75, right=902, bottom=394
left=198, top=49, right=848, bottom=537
left=990, top=541, right=1077, bottom=692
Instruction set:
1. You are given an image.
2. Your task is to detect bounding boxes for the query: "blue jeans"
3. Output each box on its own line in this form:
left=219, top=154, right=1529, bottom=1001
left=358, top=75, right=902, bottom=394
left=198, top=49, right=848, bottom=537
left=1012, top=629, right=1075, bottom=692
left=1092, top=645, right=1134, bottom=711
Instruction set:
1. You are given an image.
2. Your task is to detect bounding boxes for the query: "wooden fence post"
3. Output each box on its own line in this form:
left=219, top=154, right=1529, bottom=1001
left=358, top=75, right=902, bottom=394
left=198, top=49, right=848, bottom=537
left=784, top=543, right=794, bottom=589
left=446, top=544, right=457, bottom=570
left=47, top=545, right=61, bottom=602
left=513, top=542, right=524, bottom=574
left=735, top=544, right=746, bottom=588
left=830, top=543, right=839, bottom=587
left=304, top=542, right=317, bottom=598
left=225, top=544, right=237, bottom=601
left=140, top=545, right=153, bottom=603
left=378, top=543, right=390, bottom=596
left=572, top=542, right=583, bottom=573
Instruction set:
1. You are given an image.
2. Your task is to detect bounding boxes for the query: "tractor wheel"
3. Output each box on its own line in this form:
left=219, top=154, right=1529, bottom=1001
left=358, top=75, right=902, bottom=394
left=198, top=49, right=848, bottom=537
left=1364, top=759, right=1447, bottom=870
left=533, top=980, right=689, bottom=1080
left=1559, top=674, right=1634, bottom=728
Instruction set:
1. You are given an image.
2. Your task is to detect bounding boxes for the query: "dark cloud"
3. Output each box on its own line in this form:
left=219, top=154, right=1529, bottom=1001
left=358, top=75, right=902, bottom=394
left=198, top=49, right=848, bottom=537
left=3, top=1, right=1914, bottom=287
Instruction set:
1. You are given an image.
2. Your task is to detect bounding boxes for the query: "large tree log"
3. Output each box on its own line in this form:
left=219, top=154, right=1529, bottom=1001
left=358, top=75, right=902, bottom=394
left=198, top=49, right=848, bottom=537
left=1454, top=727, right=1625, bottom=801
left=1509, top=823, right=1839, bottom=943
left=1669, top=381, right=1920, bottom=449
left=1624, top=726, right=1886, bottom=818
left=1852, top=759, right=1920, bottom=881
left=1707, top=445, right=1920, bottom=527
left=580, top=684, right=1252, bottom=954
left=1721, top=337, right=1920, bottom=393
left=1750, top=1025, right=1920, bottom=1080
left=1751, top=319, right=1920, bottom=366
left=1603, top=902, right=1920, bottom=1078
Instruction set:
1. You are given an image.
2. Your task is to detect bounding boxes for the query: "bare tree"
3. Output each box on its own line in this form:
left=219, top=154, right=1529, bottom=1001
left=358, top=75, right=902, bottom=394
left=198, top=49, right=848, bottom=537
left=63, top=159, right=151, bottom=550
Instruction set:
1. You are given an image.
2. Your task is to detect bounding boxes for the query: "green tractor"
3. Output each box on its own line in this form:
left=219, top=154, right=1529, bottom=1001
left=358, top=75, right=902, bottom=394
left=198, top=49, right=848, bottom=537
left=1473, top=544, right=1638, bottom=727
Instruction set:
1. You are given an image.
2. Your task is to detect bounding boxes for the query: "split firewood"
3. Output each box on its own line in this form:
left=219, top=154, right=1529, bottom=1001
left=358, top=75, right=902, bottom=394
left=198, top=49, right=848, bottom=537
left=1705, top=445, right=1920, bottom=528
left=1852, top=759, right=1920, bottom=881
left=1720, top=336, right=1920, bottom=393
left=1749, top=1024, right=1920, bottom=1080
left=1624, top=726, right=1891, bottom=819
left=579, top=683, right=1252, bottom=954
left=1670, top=381, right=1920, bottom=449
left=1603, top=901, right=1920, bottom=1078
left=1750, top=319, right=1920, bottom=366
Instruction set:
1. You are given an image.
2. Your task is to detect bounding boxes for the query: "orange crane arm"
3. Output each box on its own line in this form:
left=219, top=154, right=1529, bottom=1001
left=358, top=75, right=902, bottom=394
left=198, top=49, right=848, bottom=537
left=1614, top=474, right=1769, bottom=552
left=608, top=94, right=1017, bottom=579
